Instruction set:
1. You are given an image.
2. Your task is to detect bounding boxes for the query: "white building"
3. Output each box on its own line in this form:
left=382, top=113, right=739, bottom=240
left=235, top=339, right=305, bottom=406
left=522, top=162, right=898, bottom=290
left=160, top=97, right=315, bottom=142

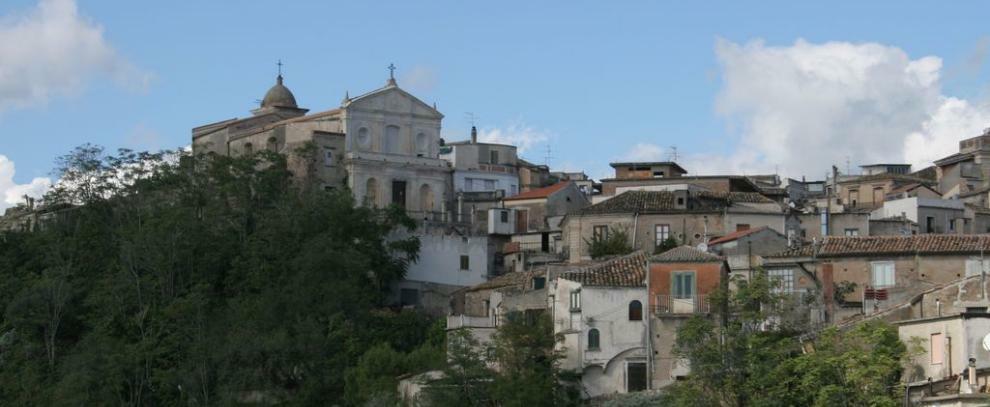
left=550, top=251, right=650, bottom=398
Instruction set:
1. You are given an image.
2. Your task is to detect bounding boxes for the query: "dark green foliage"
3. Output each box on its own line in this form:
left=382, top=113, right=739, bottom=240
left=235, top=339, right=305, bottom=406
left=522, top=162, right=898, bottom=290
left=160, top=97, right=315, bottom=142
left=653, top=236, right=678, bottom=254
left=424, top=312, right=581, bottom=406
left=586, top=227, right=633, bottom=259
left=661, top=271, right=907, bottom=407
left=0, top=146, right=438, bottom=405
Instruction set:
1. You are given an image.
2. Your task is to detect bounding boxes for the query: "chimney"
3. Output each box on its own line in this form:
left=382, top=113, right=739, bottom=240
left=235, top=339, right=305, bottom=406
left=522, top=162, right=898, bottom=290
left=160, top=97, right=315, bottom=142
left=471, top=126, right=478, bottom=144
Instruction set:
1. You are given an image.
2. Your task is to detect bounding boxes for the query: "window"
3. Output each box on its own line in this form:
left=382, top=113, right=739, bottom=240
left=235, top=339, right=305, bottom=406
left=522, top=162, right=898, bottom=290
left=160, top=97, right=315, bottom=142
left=569, top=290, right=581, bottom=311
left=653, top=171, right=665, bottom=178
left=768, top=269, right=794, bottom=293
left=490, top=150, right=499, bottom=164
left=655, top=224, right=670, bottom=247
left=949, top=217, right=956, bottom=232
left=844, top=228, right=859, bottom=236
left=484, top=179, right=496, bottom=190
left=459, top=255, right=470, bottom=270
left=384, top=125, right=401, bottom=154
left=627, top=362, right=648, bottom=392
left=267, top=137, right=278, bottom=152
left=532, top=277, right=546, bottom=290
left=500, top=210, right=509, bottom=223
left=464, top=178, right=473, bottom=192
left=871, top=261, right=895, bottom=288
left=588, top=329, right=600, bottom=350
left=926, top=216, right=935, bottom=233
left=672, top=272, right=695, bottom=299
left=931, top=333, right=944, bottom=365
left=365, top=178, right=379, bottom=207
left=391, top=180, right=407, bottom=208
left=399, top=288, right=419, bottom=306
left=736, top=224, right=750, bottom=232
left=873, top=187, right=884, bottom=205
left=243, top=142, right=253, bottom=155
left=483, top=300, right=490, bottom=317
left=628, top=300, right=643, bottom=321
left=593, top=225, right=609, bottom=241
left=849, top=190, right=859, bottom=207
left=323, top=149, right=334, bottom=167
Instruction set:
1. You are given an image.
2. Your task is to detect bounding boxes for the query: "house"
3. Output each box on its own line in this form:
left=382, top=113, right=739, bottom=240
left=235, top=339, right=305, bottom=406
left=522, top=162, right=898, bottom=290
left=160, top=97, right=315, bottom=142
left=707, top=226, right=790, bottom=280
left=872, top=196, right=966, bottom=234
left=563, top=190, right=784, bottom=263
left=763, top=235, right=990, bottom=324
left=397, top=226, right=492, bottom=317
left=517, top=159, right=553, bottom=193
left=600, top=161, right=764, bottom=197
left=935, top=129, right=990, bottom=198
left=503, top=181, right=590, bottom=262
left=886, top=183, right=940, bottom=201
left=898, top=307, right=990, bottom=406
left=447, top=267, right=553, bottom=351
left=648, top=246, right=727, bottom=388
left=868, top=216, right=918, bottom=236
left=550, top=251, right=650, bottom=398
left=836, top=172, right=935, bottom=209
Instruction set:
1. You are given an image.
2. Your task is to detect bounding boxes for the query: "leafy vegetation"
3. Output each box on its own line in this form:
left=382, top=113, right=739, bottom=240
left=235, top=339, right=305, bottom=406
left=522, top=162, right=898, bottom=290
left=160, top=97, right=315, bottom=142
left=586, top=227, right=633, bottom=259
left=653, top=236, right=679, bottom=255
left=661, top=271, right=908, bottom=407
left=422, top=312, right=581, bottom=406
left=0, top=145, right=438, bottom=405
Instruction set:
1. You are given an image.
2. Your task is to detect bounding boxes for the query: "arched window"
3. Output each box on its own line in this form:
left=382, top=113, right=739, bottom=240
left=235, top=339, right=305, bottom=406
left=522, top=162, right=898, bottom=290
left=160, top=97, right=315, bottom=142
left=267, top=137, right=278, bottom=152
left=384, top=125, right=401, bottom=154
left=365, top=178, right=379, bottom=207
left=629, top=300, right=642, bottom=321
left=419, top=184, right=434, bottom=214
left=588, top=328, right=600, bottom=350
left=243, top=142, right=253, bottom=155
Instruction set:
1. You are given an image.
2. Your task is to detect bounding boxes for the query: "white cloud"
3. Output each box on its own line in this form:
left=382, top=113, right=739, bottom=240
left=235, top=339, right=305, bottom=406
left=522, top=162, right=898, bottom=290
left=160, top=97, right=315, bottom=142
left=0, top=155, right=51, bottom=210
left=478, top=122, right=551, bottom=154
left=710, top=38, right=990, bottom=179
left=0, top=0, right=152, bottom=112
left=617, top=143, right=669, bottom=162
left=399, top=65, right=437, bottom=94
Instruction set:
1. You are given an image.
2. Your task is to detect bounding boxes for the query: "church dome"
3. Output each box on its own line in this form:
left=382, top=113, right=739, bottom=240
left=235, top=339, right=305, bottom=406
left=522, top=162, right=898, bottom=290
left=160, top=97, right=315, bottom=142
left=261, top=75, right=298, bottom=108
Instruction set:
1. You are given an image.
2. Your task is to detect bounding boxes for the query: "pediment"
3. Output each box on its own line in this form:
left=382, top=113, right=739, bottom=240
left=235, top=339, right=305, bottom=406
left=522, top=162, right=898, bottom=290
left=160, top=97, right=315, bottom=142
left=347, top=86, right=443, bottom=119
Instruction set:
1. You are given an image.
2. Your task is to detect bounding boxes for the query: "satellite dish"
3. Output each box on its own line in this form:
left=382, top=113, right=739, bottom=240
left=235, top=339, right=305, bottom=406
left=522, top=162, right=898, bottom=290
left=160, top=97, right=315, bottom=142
left=982, top=333, right=990, bottom=352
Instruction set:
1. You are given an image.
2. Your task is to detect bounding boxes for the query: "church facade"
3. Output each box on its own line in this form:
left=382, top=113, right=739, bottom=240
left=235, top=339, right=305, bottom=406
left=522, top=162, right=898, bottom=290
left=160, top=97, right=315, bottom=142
left=192, top=73, right=451, bottom=221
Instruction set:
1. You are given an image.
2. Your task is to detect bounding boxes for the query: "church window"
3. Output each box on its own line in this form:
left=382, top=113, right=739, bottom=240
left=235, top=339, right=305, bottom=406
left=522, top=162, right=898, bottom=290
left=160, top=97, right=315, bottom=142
left=365, top=178, right=379, bottom=207
left=385, top=125, right=401, bottom=154
left=629, top=300, right=643, bottom=321
left=588, top=329, right=600, bottom=350
left=416, top=132, right=429, bottom=157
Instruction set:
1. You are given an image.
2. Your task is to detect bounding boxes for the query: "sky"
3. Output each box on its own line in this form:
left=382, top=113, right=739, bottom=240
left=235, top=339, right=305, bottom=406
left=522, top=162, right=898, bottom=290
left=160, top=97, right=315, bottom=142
left=4, top=0, right=990, bottom=209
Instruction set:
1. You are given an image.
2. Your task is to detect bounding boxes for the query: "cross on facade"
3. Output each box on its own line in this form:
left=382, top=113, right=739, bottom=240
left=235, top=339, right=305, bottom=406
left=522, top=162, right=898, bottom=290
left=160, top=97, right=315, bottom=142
left=388, top=63, right=396, bottom=79
left=277, top=60, right=283, bottom=76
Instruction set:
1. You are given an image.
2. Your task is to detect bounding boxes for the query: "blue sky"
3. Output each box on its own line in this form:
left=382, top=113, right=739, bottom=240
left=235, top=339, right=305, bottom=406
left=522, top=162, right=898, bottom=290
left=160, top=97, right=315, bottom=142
left=3, top=0, right=990, bottom=207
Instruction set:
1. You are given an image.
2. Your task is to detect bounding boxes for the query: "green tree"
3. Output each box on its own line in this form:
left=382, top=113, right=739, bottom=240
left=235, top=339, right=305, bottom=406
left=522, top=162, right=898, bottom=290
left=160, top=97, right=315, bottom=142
left=586, top=227, right=633, bottom=259
left=662, top=271, right=907, bottom=407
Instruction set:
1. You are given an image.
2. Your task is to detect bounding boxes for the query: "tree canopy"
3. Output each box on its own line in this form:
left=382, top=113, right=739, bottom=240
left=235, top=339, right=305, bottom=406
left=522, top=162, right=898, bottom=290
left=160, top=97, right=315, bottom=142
left=0, top=145, right=437, bottom=405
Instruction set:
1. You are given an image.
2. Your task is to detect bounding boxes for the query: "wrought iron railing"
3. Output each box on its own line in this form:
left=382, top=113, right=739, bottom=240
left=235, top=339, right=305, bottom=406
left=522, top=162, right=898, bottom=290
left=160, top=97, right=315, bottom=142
left=654, top=294, right=710, bottom=314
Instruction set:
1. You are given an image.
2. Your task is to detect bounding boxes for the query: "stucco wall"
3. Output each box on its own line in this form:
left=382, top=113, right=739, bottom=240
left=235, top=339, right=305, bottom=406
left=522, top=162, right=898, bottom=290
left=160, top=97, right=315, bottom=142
left=404, top=233, right=489, bottom=288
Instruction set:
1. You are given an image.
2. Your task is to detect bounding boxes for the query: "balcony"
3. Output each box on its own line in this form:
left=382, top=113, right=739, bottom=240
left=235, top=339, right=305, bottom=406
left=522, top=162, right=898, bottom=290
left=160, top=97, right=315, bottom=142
left=477, top=163, right=517, bottom=175
left=654, top=294, right=710, bottom=315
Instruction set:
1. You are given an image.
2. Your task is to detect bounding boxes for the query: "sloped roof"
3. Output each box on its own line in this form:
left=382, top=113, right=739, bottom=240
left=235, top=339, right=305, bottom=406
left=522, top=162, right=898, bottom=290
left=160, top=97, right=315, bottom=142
left=504, top=181, right=570, bottom=201
left=467, top=269, right=547, bottom=292
left=579, top=190, right=774, bottom=215
left=934, top=152, right=974, bottom=167
left=559, top=251, right=648, bottom=287
left=910, top=166, right=937, bottom=182
left=838, top=172, right=935, bottom=185
left=651, top=246, right=723, bottom=263
left=708, top=226, right=772, bottom=245
left=767, top=235, right=990, bottom=259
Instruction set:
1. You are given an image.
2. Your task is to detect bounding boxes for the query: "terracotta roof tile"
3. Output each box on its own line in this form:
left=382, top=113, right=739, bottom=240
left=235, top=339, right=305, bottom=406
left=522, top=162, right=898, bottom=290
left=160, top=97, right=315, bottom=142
left=708, top=226, right=771, bottom=245
left=559, top=251, right=648, bottom=287
left=651, top=246, right=724, bottom=263
left=767, top=235, right=990, bottom=258
left=504, top=182, right=570, bottom=201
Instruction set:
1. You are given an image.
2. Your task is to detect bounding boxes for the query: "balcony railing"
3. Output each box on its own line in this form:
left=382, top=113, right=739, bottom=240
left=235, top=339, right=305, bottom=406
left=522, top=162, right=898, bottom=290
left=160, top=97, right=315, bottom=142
left=654, top=294, right=710, bottom=314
